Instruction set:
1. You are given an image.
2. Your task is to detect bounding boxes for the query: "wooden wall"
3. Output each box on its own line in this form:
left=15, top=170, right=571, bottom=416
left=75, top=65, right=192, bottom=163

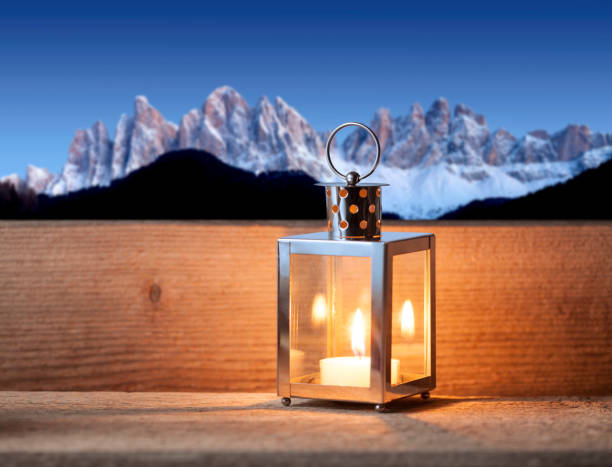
left=0, top=221, right=610, bottom=396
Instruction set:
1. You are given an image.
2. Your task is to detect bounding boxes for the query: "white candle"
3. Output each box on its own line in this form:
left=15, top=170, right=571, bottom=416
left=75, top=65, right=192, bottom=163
left=320, top=356, right=400, bottom=387
left=318, top=308, right=399, bottom=387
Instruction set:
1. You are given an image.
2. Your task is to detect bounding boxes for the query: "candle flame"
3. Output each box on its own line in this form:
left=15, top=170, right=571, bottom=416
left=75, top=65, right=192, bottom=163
left=400, top=300, right=415, bottom=338
left=351, top=308, right=366, bottom=358
left=311, top=294, right=327, bottom=324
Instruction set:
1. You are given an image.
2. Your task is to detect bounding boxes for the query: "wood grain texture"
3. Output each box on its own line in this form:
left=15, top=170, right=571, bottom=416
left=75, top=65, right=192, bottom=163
left=0, top=392, right=611, bottom=467
left=0, top=221, right=610, bottom=395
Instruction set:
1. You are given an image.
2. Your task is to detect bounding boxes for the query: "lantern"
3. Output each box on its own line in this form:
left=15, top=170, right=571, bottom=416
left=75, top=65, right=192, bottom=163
left=277, top=122, right=436, bottom=412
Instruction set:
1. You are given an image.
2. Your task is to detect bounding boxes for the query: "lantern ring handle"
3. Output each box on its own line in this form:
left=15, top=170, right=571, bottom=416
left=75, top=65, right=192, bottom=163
left=325, top=122, right=381, bottom=185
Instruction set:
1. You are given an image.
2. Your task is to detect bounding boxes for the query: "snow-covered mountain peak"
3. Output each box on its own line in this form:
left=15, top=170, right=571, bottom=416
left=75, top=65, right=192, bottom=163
left=528, top=129, right=550, bottom=140
left=254, top=95, right=273, bottom=114
left=203, top=86, right=250, bottom=126
left=372, top=107, right=394, bottom=150
left=205, top=85, right=244, bottom=105
left=273, top=95, right=290, bottom=111
left=0, top=173, right=25, bottom=192
left=454, top=103, right=473, bottom=118
left=552, top=124, right=592, bottom=161
left=484, top=128, right=516, bottom=165
left=26, top=165, right=55, bottom=194
left=452, top=103, right=486, bottom=126
left=133, top=95, right=168, bottom=128
left=124, top=96, right=178, bottom=175
left=425, top=97, right=451, bottom=138
left=341, top=109, right=391, bottom=167
left=46, top=120, right=113, bottom=194
left=1, top=166, right=57, bottom=195
left=274, top=95, right=309, bottom=130
left=409, top=103, right=425, bottom=123
left=134, top=95, right=149, bottom=112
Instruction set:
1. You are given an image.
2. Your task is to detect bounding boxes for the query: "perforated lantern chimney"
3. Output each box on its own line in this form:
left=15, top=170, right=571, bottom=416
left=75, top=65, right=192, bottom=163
left=277, top=122, right=436, bottom=412
left=318, top=122, right=386, bottom=240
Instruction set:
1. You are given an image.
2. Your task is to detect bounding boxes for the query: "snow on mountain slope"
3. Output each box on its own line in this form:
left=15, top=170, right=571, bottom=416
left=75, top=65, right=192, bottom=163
left=111, top=114, right=133, bottom=180
left=26, top=165, right=55, bottom=193
left=124, top=96, right=178, bottom=176
left=340, top=99, right=611, bottom=217
left=1, top=166, right=56, bottom=194
left=331, top=146, right=612, bottom=219
left=46, top=120, right=112, bottom=195
left=4, top=85, right=611, bottom=218
left=0, top=173, right=25, bottom=192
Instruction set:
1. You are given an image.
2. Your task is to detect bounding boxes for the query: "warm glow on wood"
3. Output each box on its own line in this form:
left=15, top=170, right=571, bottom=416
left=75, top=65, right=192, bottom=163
left=311, top=294, right=327, bottom=325
left=401, top=300, right=415, bottom=338
left=351, top=308, right=366, bottom=357
left=0, top=222, right=607, bottom=395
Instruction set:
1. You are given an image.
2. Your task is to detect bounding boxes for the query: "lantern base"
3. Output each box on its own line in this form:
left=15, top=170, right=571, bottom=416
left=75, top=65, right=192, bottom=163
left=281, top=397, right=291, bottom=407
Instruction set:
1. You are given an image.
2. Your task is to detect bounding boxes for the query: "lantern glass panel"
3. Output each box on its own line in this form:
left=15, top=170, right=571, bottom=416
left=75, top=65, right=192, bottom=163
left=289, top=253, right=372, bottom=387
left=391, top=250, right=430, bottom=385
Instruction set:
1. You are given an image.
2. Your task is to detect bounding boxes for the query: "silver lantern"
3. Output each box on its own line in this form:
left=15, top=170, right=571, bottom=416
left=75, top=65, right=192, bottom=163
left=277, top=122, right=436, bottom=412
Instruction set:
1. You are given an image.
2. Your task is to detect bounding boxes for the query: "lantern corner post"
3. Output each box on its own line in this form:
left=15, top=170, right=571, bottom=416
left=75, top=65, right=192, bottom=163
left=370, top=241, right=392, bottom=404
left=428, top=234, right=436, bottom=390
left=277, top=240, right=291, bottom=399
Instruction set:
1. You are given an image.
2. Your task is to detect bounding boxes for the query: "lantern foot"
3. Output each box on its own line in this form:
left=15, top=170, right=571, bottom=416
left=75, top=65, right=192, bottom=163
left=420, top=391, right=431, bottom=400
left=281, top=397, right=291, bottom=407
left=374, top=403, right=390, bottom=413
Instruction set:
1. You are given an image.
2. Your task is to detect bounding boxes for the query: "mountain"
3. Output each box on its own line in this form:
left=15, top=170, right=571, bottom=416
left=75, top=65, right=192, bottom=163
left=336, top=98, right=612, bottom=217
left=4, top=86, right=611, bottom=219
left=16, top=150, right=326, bottom=219
left=441, top=159, right=612, bottom=219
left=45, top=97, right=179, bottom=195
left=178, top=87, right=327, bottom=178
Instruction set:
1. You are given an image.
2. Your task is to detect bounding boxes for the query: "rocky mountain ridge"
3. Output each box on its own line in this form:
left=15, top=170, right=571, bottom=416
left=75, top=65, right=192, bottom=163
left=3, top=85, right=611, bottom=218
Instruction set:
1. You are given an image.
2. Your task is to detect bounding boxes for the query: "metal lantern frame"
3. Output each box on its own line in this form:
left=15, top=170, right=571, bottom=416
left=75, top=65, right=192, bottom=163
left=276, top=121, right=436, bottom=410
left=277, top=231, right=436, bottom=408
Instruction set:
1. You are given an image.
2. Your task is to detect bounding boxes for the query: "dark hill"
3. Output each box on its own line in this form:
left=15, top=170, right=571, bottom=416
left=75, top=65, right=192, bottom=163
left=32, top=150, right=327, bottom=219
left=441, top=159, right=612, bottom=219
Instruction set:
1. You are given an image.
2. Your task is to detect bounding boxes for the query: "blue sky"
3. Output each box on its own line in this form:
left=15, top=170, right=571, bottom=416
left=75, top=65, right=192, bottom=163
left=1, top=0, right=611, bottom=177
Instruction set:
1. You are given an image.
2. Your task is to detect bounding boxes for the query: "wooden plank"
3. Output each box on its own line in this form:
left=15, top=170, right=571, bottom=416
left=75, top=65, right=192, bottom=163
left=0, top=392, right=610, bottom=467
left=0, top=221, right=610, bottom=395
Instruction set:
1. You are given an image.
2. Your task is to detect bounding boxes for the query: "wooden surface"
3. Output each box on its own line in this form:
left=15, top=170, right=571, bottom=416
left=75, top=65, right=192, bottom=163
left=0, top=392, right=610, bottom=467
left=0, top=221, right=610, bottom=395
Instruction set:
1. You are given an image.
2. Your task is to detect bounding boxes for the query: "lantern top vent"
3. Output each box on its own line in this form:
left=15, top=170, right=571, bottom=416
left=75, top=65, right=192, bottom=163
left=319, top=122, right=387, bottom=241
